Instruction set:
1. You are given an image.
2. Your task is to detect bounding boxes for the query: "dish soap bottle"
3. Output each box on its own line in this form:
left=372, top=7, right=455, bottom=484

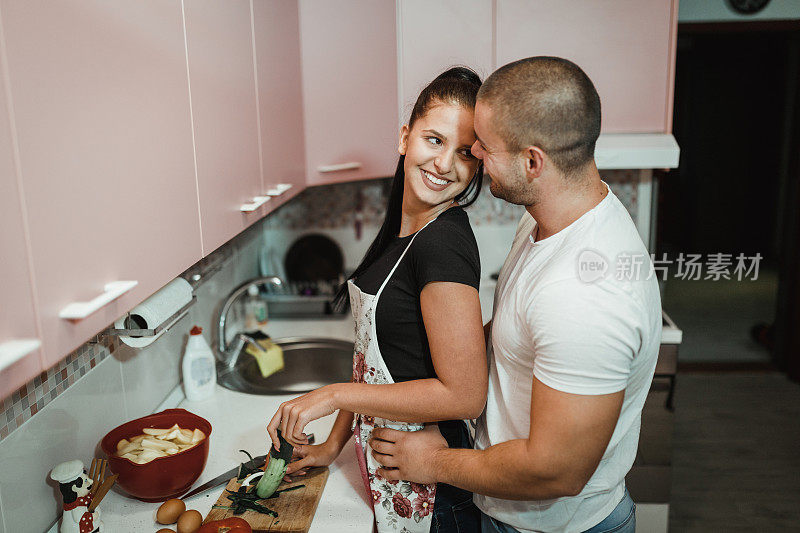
left=183, top=325, right=216, bottom=401
left=245, top=284, right=269, bottom=334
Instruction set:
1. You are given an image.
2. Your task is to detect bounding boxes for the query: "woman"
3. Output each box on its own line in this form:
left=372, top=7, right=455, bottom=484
left=267, top=67, right=487, bottom=533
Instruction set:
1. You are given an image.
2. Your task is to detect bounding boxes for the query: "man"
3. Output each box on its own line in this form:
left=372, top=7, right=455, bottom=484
left=369, top=57, right=661, bottom=533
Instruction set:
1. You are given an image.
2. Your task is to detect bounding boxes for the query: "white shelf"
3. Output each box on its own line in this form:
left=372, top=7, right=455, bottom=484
left=595, top=133, right=680, bottom=170
left=0, top=339, right=41, bottom=371
left=661, top=310, right=683, bottom=344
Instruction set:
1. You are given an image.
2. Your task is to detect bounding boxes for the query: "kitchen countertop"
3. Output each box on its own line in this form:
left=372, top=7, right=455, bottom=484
left=87, top=384, right=374, bottom=532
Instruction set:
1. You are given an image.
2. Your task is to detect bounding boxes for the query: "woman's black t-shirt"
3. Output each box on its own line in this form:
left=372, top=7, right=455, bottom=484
left=353, top=206, right=480, bottom=382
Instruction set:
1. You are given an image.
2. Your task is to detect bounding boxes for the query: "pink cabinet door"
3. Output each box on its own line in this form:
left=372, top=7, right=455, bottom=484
left=0, top=60, right=43, bottom=400
left=252, top=0, right=306, bottom=212
left=299, top=0, right=398, bottom=185
left=398, top=0, right=493, bottom=124
left=1, top=0, right=202, bottom=367
left=183, top=0, right=265, bottom=256
left=496, top=0, right=678, bottom=133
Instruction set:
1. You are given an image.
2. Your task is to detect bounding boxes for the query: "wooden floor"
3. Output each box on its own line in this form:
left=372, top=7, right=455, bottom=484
left=669, top=372, right=800, bottom=531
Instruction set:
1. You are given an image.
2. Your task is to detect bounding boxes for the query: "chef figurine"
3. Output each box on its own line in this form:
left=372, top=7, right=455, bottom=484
left=50, top=460, right=103, bottom=533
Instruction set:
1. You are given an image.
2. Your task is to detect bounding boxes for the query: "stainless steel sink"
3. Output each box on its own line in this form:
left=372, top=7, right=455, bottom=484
left=216, top=337, right=353, bottom=395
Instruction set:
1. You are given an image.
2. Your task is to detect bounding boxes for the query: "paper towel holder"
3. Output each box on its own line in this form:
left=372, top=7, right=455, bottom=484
left=100, top=296, right=197, bottom=338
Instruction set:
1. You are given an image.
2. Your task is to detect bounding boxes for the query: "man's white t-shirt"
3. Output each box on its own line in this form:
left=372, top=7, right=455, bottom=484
left=474, top=183, right=662, bottom=533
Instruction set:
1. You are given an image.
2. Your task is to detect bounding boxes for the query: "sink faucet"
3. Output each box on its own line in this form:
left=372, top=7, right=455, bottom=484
left=214, top=276, right=284, bottom=372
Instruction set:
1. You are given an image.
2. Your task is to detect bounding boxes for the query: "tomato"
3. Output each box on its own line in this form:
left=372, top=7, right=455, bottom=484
left=197, top=517, right=252, bottom=533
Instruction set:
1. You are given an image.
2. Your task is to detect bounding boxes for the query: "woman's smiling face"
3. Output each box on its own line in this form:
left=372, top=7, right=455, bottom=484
left=399, top=102, right=479, bottom=209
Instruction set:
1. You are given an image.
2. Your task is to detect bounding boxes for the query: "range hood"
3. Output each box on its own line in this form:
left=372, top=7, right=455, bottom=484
left=595, top=133, right=679, bottom=169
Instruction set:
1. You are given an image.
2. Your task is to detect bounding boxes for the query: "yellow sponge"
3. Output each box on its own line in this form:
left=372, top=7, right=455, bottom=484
left=246, top=339, right=284, bottom=378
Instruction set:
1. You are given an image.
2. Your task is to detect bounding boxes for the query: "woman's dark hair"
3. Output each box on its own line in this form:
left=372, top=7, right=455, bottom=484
left=333, top=66, right=483, bottom=310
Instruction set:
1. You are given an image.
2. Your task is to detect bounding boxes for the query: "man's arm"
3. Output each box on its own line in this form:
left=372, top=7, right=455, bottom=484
left=370, top=376, right=623, bottom=500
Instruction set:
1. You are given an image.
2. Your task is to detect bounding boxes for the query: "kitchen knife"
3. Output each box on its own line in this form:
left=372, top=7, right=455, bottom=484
left=181, top=432, right=313, bottom=500
left=181, top=454, right=268, bottom=500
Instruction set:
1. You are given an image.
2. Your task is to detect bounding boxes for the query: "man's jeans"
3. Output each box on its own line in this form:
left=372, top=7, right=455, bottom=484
left=480, top=489, right=636, bottom=533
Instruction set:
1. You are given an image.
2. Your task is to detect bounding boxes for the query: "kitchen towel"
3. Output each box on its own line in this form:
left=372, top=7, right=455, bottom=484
left=115, top=277, right=193, bottom=348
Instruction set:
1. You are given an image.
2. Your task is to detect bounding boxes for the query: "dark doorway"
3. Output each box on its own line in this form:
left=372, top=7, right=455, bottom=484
left=657, top=22, right=800, bottom=370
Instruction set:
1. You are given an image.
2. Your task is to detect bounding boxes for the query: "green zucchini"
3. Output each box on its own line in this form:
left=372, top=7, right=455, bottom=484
left=256, top=456, right=287, bottom=498
left=256, top=429, right=293, bottom=498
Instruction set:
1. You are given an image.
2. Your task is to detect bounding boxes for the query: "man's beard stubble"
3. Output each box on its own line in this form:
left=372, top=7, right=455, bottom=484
left=486, top=165, right=538, bottom=207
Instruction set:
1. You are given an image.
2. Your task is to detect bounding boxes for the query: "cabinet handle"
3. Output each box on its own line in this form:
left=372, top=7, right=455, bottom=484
left=0, top=339, right=42, bottom=372
left=265, top=183, right=292, bottom=196
left=59, top=280, right=138, bottom=320
left=240, top=196, right=271, bottom=212
left=317, top=162, right=362, bottom=173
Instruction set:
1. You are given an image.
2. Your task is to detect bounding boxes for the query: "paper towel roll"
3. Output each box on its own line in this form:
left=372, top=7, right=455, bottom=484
left=115, top=277, right=193, bottom=348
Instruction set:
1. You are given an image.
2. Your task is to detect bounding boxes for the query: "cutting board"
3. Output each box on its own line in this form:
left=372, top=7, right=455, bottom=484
left=203, top=466, right=329, bottom=532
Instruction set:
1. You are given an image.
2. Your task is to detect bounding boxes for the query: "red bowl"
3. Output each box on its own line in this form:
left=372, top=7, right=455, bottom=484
left=100, top=408, right=212, bottom=502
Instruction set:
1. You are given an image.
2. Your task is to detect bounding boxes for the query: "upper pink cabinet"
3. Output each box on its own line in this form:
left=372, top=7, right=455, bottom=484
left=183, top=0, right=266, bottom=257
left=298, top=0, right=398, bottom=186
left=0, top=61, right=43, bottom=400
left=398, top=0, right=493, bottom=123
left=301, top=0, right=677, bottom=188
left=252, top=0, right=306, bottom=207
left=0, top=0, right=202, bottom=366
left=496, top=0, right=678, bottom=133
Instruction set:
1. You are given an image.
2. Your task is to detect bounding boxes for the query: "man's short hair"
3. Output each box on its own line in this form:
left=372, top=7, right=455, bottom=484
left=478, top=56, right=601, bottom=176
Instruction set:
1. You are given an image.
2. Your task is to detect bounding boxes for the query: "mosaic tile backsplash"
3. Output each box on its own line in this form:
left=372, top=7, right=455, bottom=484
left=0, top=340, right=115, bottom=441
left=264, top=169, right=641, bottom=230
left=0, top=169, right=641, bottom=445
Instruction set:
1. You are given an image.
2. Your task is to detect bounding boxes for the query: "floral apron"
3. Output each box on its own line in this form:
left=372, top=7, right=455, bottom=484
left=349, top=219, right=437, bottom=533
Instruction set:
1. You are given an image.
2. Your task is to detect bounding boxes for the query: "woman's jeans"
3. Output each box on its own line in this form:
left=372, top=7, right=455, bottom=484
left=480, top=488, right=636, bottom=533
left=431, top=421, right=481, bottom=533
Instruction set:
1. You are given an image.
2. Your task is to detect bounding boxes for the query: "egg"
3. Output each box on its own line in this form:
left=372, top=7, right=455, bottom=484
left=156, top=498, right=186, bottom=524
left=176, top=509, right=203, bottom=533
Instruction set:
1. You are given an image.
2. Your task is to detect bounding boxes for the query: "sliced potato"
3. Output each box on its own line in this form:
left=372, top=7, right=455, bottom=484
left=141, top=438, right=179, bottom=452
left=116, top=424, right=205, bottom=464
left=175, top=430, right=194, bottom=445
left=140, top=449, right=167, bottom=459
left=191, top=429, right=205, bottom=444
left=117, top=441, right=141, bottom=455
left=142, top=427, right=169, bottom=436
left=158, top=429, right=181, bottom=441
left=133, top=450, right=164, bottom=464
